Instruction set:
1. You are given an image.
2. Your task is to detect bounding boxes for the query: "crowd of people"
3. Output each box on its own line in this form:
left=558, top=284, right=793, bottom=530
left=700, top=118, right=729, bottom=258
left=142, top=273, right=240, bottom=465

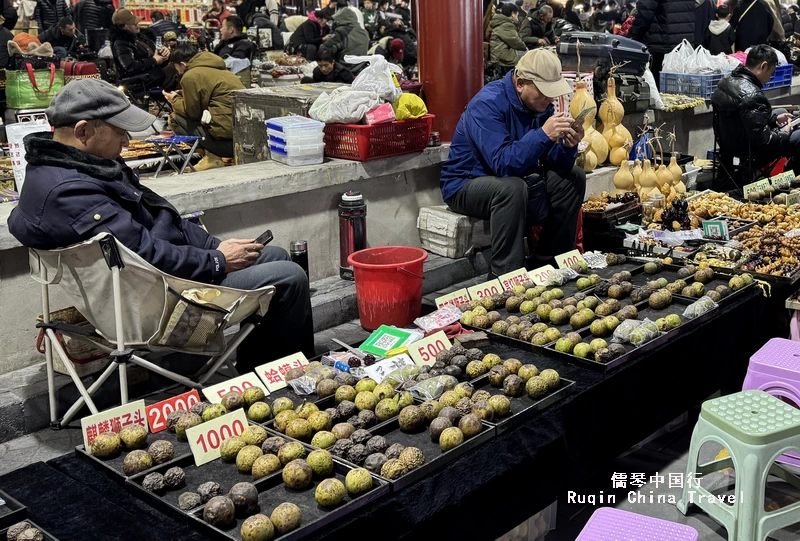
left=485, top=0, right=800, bottom=84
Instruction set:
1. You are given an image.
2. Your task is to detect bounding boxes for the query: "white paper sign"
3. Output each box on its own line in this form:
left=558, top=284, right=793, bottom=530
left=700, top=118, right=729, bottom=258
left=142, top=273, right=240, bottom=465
left=6, top=121, right=50, bottom=194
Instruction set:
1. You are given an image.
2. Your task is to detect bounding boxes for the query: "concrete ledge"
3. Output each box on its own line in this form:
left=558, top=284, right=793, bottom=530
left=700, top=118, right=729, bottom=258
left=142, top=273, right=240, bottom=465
left=0, top=145, right=451, bottom=252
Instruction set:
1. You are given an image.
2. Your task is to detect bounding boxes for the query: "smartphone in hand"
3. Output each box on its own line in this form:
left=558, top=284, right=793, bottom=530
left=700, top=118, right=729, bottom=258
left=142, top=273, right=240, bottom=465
left=255, top=229, right=273, bottom=246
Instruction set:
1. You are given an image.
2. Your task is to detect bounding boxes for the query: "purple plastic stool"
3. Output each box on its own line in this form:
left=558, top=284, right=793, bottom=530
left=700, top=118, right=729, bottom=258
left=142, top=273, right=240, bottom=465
left=576, top=507, right=699, bottom=541
left=742, top=337, right=800, bottom=466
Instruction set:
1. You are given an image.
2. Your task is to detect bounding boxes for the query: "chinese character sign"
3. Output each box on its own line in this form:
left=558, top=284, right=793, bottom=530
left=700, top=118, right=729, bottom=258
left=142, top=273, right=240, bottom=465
left=255, top=353, right=309, bottom=393
left=6, top=121, right=50, bottom=194
left=80, top=400, right=147, bottom=453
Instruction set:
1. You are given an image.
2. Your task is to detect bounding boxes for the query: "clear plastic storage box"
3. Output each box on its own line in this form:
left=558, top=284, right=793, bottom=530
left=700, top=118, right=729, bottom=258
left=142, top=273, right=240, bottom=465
left=270, top=141, right=325, bottom=166
left=265, top=115, right=325, bottom=136
left=268, top=128, right=325, bottom=146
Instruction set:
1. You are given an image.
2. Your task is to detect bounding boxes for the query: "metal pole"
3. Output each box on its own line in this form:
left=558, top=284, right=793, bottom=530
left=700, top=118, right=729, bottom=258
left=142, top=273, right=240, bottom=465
left=112, top=266, right=128, bottom=404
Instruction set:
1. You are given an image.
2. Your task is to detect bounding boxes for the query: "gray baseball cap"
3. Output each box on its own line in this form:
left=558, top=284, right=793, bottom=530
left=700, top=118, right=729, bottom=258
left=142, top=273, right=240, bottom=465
left=45, top=79, right=156, bottom=132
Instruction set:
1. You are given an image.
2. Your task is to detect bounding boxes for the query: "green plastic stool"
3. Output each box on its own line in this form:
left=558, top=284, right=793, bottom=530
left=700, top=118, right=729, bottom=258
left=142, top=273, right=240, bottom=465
left=677, top=390, right=800, bottom=541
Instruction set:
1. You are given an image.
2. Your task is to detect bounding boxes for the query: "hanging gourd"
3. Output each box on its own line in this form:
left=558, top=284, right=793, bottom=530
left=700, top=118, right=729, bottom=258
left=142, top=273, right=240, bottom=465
left=639, top=141, right=659, bottom=199
left=599, top=77, right=625, bottom=163
left=570, top=41, right=601, bottom=171
left=668, top=130, right=686, bottom=193
left=582, top=149, right=598, bottom=173
left=632, top=159, right=643, bottom=189
left=613, top=142, right=634, bottom=196
left=653, top=127, right=676, bottom=197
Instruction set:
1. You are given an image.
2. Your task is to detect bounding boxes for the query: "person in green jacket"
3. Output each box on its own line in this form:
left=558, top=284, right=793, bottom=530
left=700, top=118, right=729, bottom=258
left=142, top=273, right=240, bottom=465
left=321, top=6, right=369, bottom=65
left=490, top=2, right=527, bottom=69
left=362, top=0, right=378, bottom=38
left=163, top=44, right=245, bottom=170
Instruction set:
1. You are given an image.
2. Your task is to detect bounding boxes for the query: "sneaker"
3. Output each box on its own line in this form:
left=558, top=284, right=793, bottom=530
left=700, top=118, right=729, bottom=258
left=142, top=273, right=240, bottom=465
left=193, top=151, right=224, bottom=171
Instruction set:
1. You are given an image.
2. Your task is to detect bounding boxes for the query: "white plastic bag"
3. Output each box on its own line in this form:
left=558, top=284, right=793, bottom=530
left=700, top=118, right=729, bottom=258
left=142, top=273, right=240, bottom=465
left=309, top=87, right=380, bottom=124
left=663, top=40, right=694, bottom=73
left=98, top=42, right=113, bottom=59
left=344, top=54, right=403, bottom=103
left=643, top=66, right=664, bottom=110
left=744, top=46, right=788, bottom=66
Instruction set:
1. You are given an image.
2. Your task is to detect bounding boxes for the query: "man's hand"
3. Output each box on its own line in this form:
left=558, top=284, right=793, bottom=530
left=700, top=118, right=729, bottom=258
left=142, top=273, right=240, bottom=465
left=777, top=112, right=794, bottom=127
left=563, top=122, right=585, bottom=148
left=542, top=113, right=574, bottom=142
left=538, top=38, right=548, bottom=46
left=154, top=52, right=169, bottom=65
left=218, top=239, right=264, bottom=272
left=322, top=34, right=331, bottom=42
left=162, top=90, right=177, bottom=104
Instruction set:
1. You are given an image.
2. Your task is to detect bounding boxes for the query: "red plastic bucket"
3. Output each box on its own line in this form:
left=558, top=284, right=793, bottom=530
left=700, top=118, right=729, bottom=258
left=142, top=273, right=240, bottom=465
left=348, top=246, right=428, bottom=331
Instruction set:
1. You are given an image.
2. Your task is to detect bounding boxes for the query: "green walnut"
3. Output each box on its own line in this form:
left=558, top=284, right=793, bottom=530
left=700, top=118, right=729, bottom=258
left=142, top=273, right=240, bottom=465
left=345, top=467, right=373, bottom=495
left=242, top=425, right=268, bottom=447
left=247, top=402, right=271, bottom=423
left=119, top=425, right=148, bottom=450
left=310, top=431, right=337, bottom=449
left=355, top=391, right=378, bottom=411
left=539, top=369, right=560, bottom=391
left=243, top=387, right=266, bottom=407
left=220, top=436, right=246, bottom=461
left=175, top=413, right=202, bottom=441
left=375, top=398, right=401, bottom=421
left=285, top=419, right=313, bottom=441
left=251, top=454, right=282, bottom=479
left=282, top=459, right=313, bottom=489
left=277, top=441, right=306, bottom=465
left=271, top=397, right=294, bottom=415
left=295, top=402, right=319, bottom=420
left=439, top=427, right=465, bottom=452
left=355, top=378, right=377, bottom=393
left=221, top=391, right=245, bottom=411
left=315, top=478, right=346, bottom=508
left=240, top=514, right=275, bottom=541
left=202, top=404, right=227, bottom=422
left=526, top=376, right=549, bottom=399
left=307, top=449, right=335, bottom=478
left=270, top=503, right=302, bottom=535
left=236, top=445, right=263, bottom=473
left=335, top=385, right=357, bottom=404
left=517, top=364, right=539, bottom=382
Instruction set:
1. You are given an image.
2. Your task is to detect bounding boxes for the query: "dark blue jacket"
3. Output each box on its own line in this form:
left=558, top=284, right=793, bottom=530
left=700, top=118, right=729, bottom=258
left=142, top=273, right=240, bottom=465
left=440, top=71, right=578, bottom=201
left=8, top=134, right=226, bottom=284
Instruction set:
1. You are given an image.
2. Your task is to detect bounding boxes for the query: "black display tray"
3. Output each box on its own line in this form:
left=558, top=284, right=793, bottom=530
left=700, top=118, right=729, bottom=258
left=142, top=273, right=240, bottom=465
left=187, top=460, right=389, bottom=541
left=75, top=428, right=192, bottom=484
left=628, top=264, right=697, bottom=288
left=0, top=520, right=59, bottom=540
left=587, top=261, right=645, bottom=279
left=542, top=297, right=719, bottom=372
left=672, top=273, right=755, bottom=305
left=350, top=416, right=496, bottom=493
left=583, top=202, right=643, bottom=231
left=0, top=489, right=26, bottom=529
left=265, top=385, right=336, bottom=407
left=469, top=375, right=576, bottom=434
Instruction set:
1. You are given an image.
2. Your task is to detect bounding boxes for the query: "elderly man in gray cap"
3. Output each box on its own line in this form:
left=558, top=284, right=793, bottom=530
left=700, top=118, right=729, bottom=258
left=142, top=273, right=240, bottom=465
left=8, top=79, right=314, bottom=367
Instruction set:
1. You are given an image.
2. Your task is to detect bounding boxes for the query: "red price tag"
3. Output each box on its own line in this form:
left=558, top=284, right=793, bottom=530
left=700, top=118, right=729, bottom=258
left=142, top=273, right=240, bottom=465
left=435, top=288, right=471, bottom=309
left=467, top=279, right=503, bottom=300
left=408, top=331, right=452, bottom=366
left=146, top=390, right=201, bottom=433
left=186, top=409, right=248, bottom=466
left=202, top=373, right=266, bottom=404
left=498, top=268, right=532, bottom=291
left=530, top=265, right=556, bottom=286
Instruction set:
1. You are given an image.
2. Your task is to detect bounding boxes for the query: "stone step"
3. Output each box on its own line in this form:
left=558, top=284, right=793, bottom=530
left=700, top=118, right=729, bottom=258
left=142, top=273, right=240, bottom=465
left=0, top=252, right=488, bottom=443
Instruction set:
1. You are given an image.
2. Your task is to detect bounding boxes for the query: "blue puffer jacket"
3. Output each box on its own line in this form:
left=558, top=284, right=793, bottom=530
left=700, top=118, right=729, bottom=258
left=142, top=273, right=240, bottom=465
left=440, top=71, right=578, bottom=201
left=8, top=133, right=227, bottom=284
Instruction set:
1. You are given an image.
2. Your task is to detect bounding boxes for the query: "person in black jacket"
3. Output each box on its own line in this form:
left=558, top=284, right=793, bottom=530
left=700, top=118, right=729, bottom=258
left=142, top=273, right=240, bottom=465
left=149, top=11, right=180, bottom=39
left=2, top=0, right=18, bottom=31
left=39, top=16, right=85, bottom=58
left=214, top=15, right=257, bottom=60
left=301, top=47, right=354, bottom=84
left=246, top=12, right=284, bottom=50
left=705, top=4, right=735, bottom=56
left=520, top=4, right=554, bottom=49
left=288, top=10, right=330, bottom=62
left=0, top=25, right=12, bottom=68
left=627, top=0, right=695, bottom=86
left=694, top=0, right=716, bottom=48
left=711, top=45, right=798, bottom=170
left=111, top=9, right=170, bottom=88
left=731, top=0, right=773, bottom=52
left=74, top=0, right=114, bottom=32
left=35, top=0, right=71, bottom=33
left=392, top=0, right=411, bottom=26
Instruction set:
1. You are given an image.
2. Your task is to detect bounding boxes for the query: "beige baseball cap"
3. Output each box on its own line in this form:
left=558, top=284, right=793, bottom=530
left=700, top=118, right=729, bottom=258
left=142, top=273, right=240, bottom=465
left=515, top=49, right=572, bottom=98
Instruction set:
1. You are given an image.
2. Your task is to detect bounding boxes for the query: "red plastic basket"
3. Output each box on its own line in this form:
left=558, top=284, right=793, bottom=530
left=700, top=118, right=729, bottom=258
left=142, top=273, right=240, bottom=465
left=324, top=114, right=434, bottom=161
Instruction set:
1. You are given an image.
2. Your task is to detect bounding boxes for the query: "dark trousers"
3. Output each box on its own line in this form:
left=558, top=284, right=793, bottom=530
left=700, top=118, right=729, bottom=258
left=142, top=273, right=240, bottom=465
left=171, top=113, right=235, bottom=158
left=445, top=166, right=586, bottom=277
left=220, top=246, right=314, bottom=371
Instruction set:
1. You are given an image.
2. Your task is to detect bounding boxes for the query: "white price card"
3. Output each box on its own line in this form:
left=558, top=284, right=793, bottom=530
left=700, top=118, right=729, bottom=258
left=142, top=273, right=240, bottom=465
left=467, top=279, right=502, bottom=299
left=498, top=268, right=532, bottom=291
left=529, top=265, right=556, bottom=285
left=202, top=373, right=267, bottom=404
left=81, top=400, right=147, bottom=453
left=408, top=331, right=452, bottom=366
left=555, top=250, right=586, bottom=269
left=435, top=288, right=471, bottom=309
left=255, top=352, right=309, bottom=393
left=186, top=409, right=248, bottom=466
left=362, top=354, right=416, bottom=383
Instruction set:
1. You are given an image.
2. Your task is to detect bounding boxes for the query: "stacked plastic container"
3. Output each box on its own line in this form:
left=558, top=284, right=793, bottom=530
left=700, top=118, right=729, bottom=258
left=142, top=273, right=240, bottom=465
left=266, top=116, right=326, bottom=166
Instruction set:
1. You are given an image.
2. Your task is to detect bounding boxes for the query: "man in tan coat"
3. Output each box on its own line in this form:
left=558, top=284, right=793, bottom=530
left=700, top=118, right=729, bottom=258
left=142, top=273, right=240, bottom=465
left=163, top=44, right=245, bottom=170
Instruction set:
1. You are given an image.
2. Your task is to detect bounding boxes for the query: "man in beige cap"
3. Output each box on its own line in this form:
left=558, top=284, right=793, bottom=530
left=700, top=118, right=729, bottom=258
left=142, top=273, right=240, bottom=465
left=440, top=48, right=586, bottom=278
left=110, top=8, right=171, bottom=88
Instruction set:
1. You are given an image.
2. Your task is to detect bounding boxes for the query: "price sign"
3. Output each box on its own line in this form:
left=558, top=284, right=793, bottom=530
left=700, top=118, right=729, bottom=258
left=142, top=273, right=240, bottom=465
left=186, top=409, right=248, bottom=466
left=743, top=178, right=770, bottom=198
left=771, top=170, right=794, bottom=189
left=255, top=352, right=308, bottom=393
left=408, top=331, right=452, bottom=366
left=555, top=250, right=586, bottom=269
left=529, top=265, right=556, bottom=286
left=146, top=390, right=201, bottom=433
left=498, top=268, right=532, bottom=291
left=702, top=220, right=730, bottom=240
left=435, top=288, right=471, bottom=309
left=788, top=192, right=800, bottom=206
left=81, top=399, right=147, bottom=453
left=467, top=279, right=502, bottom=299
left=362, top=354, right=416, bottom=383
left=202, top=373, right=266, bottom=404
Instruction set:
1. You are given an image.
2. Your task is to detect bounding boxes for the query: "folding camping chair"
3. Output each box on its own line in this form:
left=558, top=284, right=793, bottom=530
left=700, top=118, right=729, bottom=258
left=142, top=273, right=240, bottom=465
left=30, top=233, right=275, bottom=427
